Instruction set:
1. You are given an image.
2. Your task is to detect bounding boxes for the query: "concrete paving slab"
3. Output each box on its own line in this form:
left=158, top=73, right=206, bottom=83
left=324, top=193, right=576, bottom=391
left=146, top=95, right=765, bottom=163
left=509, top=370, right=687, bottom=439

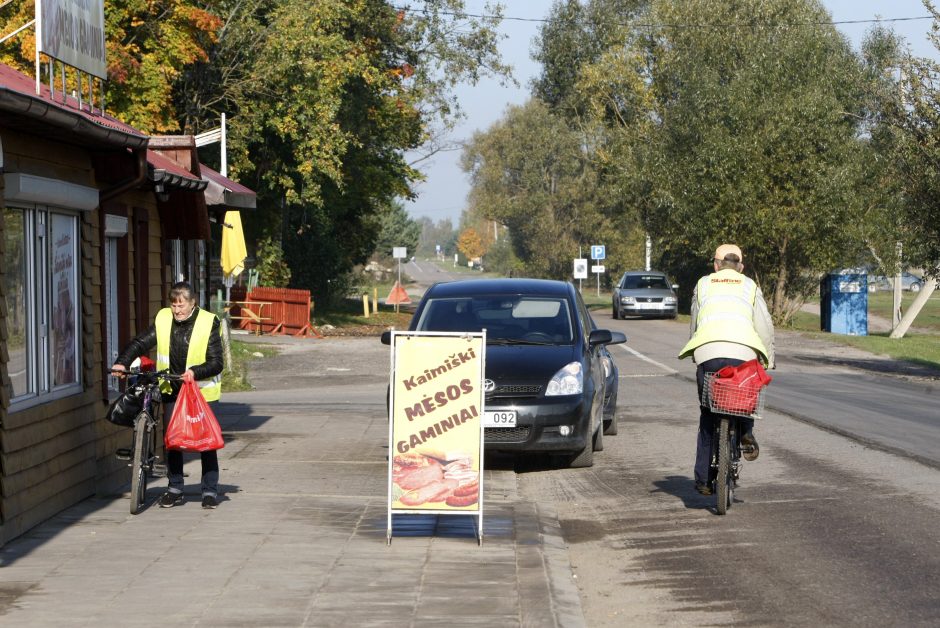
left=0, top=336, right=585, bottom=627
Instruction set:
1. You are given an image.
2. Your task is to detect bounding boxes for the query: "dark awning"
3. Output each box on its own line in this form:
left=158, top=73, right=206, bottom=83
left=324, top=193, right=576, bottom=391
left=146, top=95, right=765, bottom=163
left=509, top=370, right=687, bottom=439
left=148, top=150, right=210, bottom=240
left=200, top=164, right=256, bottom=210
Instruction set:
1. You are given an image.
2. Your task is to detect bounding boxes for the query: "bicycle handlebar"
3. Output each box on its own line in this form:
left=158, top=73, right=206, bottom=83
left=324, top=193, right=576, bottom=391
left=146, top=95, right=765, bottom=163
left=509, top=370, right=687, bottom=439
left=109, top=368, right=182, bottom=382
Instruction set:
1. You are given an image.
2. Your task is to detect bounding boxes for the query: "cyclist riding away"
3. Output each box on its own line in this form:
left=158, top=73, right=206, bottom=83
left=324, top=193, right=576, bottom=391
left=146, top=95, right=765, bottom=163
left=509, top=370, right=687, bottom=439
left=678, top=244, right=775, bottom=496
left=112, top=281, right=224, bottom=509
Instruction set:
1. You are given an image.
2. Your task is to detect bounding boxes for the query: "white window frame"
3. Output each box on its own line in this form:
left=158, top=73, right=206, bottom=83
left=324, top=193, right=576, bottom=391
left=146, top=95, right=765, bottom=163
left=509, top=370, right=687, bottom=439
left=5, top=203, right=83, bottom=410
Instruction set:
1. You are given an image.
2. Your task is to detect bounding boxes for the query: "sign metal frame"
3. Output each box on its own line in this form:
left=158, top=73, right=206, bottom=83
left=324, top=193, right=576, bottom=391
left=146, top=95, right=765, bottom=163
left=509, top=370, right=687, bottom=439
left=386, top=330, right=486, bottom=545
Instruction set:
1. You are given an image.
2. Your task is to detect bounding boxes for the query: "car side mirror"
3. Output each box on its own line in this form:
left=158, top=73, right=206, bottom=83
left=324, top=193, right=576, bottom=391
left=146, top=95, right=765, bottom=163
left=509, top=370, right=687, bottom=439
left=609, top=331, right=627, bottom=345
left=380, top=330, right=392, bottom=345
left=589, top=329, right=612, bottom=346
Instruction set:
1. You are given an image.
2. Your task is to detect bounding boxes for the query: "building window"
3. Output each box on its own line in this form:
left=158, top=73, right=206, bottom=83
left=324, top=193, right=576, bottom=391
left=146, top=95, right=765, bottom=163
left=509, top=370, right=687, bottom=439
left=3, top=206, right=82, bottom=406
left=104, top=235, right=120, bottom=394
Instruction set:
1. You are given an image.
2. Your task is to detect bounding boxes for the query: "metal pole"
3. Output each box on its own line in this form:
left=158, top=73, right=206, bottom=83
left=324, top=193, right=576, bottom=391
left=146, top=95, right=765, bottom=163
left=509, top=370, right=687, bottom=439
left=221, top=113, right=228, bottom=176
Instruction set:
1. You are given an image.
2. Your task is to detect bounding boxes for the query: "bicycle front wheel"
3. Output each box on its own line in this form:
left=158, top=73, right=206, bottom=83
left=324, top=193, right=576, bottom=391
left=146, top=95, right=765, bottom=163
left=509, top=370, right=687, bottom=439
left=130, top=412, right=152, bottom=515
left=716, top=417, right=733, bottom=515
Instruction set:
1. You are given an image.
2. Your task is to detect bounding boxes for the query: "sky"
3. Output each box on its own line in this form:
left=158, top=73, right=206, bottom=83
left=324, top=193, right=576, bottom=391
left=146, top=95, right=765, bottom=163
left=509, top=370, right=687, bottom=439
left=404, top=0, right=940, bottom=225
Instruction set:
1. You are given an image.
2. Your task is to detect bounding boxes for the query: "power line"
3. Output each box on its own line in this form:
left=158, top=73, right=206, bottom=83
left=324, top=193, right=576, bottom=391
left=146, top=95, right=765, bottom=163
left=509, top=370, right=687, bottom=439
left=393, top=4, right=934, bottom=30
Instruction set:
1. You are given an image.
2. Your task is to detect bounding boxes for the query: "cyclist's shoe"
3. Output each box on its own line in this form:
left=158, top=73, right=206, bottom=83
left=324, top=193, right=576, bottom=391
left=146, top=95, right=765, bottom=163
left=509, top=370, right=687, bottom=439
left=201, top=495, right=218, bottom=509
left=159, top=491, right=184, bottom=508
left=741, top=432, right=760, bottom=461
left=695, top=481, right=712, bottom=496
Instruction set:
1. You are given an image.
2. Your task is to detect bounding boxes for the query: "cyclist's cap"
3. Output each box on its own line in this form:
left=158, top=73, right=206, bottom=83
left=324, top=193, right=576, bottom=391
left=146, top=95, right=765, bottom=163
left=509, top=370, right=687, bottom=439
left=714, top=244, right=743, bottom=263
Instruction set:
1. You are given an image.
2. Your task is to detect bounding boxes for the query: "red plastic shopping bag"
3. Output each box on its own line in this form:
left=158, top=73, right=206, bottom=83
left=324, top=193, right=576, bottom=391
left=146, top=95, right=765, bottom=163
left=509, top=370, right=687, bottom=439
left=165, top=380, right=225, bottom=451
left=710, top=359, right=772, bottom=415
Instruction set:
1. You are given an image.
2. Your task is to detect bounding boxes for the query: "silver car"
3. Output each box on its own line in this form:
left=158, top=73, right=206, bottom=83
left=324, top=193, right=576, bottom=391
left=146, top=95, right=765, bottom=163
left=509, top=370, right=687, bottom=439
left=612, top=271, right=678, bottom=319
left=867, top=272, right=923, bottom=293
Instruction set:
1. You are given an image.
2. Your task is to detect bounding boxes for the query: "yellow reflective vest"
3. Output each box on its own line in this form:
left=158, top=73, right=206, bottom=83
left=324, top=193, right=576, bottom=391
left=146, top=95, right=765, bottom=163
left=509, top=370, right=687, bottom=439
left=678, top=269, right=769, bottom=364
left=155, top=307, right=222, bottom=401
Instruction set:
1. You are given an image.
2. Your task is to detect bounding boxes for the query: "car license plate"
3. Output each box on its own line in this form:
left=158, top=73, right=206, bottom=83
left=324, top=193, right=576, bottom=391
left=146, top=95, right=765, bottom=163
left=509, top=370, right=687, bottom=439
left=637, top=302, right=662, bottom=309
left=484, top=411, right=517, bottom=427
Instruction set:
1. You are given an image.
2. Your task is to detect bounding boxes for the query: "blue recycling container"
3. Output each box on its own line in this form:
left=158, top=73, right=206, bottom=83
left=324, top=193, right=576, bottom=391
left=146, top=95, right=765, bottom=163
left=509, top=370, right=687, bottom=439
left=820, top=272, right=868, bottom=336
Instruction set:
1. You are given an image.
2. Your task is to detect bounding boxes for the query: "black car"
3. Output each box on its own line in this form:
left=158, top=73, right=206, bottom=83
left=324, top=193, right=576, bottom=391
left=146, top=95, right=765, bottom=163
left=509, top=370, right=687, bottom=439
left=389, top=278, right=626, bottom=468
left=612, top=270, right=679, bottom=319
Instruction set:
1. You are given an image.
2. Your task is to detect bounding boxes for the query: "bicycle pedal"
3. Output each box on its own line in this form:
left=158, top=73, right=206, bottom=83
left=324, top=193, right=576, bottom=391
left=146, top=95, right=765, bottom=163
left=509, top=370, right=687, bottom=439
left=115, top=448, right=132, bottom=461
left=152, top=464, right=168, bottom=477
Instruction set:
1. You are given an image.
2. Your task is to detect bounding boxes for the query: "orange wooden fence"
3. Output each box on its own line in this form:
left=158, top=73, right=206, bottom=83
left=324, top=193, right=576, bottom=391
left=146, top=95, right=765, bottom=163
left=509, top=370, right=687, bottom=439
left=233, top=287, right=322, bottom=338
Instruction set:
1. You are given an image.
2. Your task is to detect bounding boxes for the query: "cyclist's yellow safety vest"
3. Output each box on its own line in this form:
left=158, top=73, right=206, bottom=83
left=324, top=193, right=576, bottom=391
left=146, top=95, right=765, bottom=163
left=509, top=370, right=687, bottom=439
left=678, top=269, right=769, bottom=363
left=155, top=307, right=222, bottom=401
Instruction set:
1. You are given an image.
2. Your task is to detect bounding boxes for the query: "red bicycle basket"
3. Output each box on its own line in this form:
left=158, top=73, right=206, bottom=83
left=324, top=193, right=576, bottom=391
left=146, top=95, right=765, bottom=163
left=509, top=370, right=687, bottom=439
left=708, top=359, right=772, bottom=415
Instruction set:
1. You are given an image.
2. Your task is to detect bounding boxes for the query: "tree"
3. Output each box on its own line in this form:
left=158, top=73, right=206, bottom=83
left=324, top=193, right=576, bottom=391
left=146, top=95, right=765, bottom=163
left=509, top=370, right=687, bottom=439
left=0, top=0, right=220, bottom=132
left=877, top=1, right=940, bottom=278
left=373, top=201, right=421, bottom=261
left=416, top=217, right=457, bottom=257
left=638, top=0, right=871, bottom=322
left=457, top=227, right=485, bottom=262
left=462, top=99, right=634, bottom=279
left=255, top=237, right=291, bottom=288
left=533, top=0, right=647, bottom=116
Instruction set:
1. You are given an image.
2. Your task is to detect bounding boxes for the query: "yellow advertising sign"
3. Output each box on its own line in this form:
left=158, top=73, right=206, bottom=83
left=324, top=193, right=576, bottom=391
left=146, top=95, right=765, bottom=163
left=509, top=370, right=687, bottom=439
left=388, top=332, right=485, bottom=516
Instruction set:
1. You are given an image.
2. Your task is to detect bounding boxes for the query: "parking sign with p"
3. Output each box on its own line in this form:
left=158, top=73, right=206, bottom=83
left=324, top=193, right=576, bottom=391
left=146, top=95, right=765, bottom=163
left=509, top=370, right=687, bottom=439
left=591, top=245, right=606, bottom=260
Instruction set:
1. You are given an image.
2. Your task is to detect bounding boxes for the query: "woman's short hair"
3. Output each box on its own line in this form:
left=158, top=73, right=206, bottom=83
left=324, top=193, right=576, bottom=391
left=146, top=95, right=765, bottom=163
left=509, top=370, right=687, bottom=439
left=169, top=281, right=195, bottom=302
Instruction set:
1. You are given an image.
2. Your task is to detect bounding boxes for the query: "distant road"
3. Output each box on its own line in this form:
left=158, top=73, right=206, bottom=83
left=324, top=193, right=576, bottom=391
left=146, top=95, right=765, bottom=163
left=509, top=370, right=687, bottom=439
left=405, top=258, right=477, bottom=293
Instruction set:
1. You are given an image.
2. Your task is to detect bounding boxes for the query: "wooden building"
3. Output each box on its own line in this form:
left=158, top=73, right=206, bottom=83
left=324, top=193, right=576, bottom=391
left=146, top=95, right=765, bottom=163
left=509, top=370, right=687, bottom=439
left=0, top=63, right=254, bottom=545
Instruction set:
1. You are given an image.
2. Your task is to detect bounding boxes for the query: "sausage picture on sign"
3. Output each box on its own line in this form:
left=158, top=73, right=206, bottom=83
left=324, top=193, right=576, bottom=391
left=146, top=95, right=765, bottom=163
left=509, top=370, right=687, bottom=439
left=392, top=449, right=479, bottom=508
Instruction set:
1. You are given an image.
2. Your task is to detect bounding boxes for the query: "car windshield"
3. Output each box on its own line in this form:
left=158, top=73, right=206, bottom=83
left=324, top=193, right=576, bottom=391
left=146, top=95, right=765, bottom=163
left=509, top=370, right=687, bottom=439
left=415, top=296, right=574, bottom=344
left=621, top=275, right=669, bottom=290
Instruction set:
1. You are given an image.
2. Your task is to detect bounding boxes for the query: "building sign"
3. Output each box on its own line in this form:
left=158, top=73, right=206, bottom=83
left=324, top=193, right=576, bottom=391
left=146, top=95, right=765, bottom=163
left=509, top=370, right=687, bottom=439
left=38, top=0, right=107, bottom=79
left=51, top=213, right=78, bottom=387
left=387, top=332, right=485, bottom=543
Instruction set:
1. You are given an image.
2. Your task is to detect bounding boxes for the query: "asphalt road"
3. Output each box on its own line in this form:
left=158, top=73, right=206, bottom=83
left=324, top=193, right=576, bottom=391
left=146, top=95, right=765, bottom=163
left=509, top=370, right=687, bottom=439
left=600, top=312, right=940, bottom=469
left=521, top=312, right=940, bottom=626
left=397, top=262, right=940, bottom=625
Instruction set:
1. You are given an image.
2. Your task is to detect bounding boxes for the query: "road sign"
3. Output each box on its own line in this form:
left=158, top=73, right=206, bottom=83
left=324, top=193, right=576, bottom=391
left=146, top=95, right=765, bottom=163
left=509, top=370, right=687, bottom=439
left=574, top=258, right=588, bottom=279
left=592, top=265, right=605, bottom=273
left=591, top=245, right=606, bottom=260
left=393, top=247, right=407, bottom=259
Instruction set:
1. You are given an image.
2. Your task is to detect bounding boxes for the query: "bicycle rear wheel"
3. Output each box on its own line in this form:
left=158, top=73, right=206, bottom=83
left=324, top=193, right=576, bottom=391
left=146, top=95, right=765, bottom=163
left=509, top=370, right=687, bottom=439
left=130, top=412, right=153, bottom=515
left=716, top=417, right=733, bottom=515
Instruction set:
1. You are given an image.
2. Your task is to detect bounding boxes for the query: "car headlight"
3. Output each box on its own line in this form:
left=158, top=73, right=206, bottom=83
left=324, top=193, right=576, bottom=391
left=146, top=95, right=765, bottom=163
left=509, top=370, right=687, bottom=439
left=546, top=362, right=583, bottom=396
left=664, top=296, right=677, bottom=304
left=620, top=296, right=636, bottom=304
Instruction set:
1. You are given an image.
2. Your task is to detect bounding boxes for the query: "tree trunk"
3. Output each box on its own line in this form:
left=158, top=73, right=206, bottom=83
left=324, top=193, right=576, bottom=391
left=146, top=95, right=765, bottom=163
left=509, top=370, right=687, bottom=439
left=889, top=278, right=937, bottom=338
left=772, top=237, right=789, bottom=321
left=221, top=316, right=233, bottom=372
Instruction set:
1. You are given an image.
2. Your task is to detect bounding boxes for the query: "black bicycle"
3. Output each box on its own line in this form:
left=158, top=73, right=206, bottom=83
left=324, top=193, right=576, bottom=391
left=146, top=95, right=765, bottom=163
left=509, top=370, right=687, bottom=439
left=701, top=372, right=768, bottom=515
left=111, top=369, right=180, bottom=514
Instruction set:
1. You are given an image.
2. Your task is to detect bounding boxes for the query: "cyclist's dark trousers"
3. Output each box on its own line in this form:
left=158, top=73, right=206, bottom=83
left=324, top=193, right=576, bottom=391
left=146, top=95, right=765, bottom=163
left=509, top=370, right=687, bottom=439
left=694, top=358, right=754, bottom=484
left=163, top=400, right=220, bottom=497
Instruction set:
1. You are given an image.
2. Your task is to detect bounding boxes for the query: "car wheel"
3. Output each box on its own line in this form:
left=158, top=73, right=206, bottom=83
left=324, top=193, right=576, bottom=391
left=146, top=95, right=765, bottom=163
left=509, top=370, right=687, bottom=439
left=593, top=422, right=604, bottom=452
left=612, top=305, right=619, bottom=320
left=910, top=282, right=921, bottom=293
left=568, top=443, right=594, bottom=468
left=603, top=415, right=618, bottom=435
left=603, top=390, right=618, bottom=435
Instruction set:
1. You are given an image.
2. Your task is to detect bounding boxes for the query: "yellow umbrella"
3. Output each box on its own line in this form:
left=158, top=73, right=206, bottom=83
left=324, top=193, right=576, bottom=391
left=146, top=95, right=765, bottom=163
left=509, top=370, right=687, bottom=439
left=221, top=210, right=247, bottom=277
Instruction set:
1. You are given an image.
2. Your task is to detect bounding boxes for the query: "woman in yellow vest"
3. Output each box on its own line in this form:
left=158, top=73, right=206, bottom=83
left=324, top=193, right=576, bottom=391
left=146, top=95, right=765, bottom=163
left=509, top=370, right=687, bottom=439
left=678, top=244, right=775, bottom=496
left=112, top=282, right=223, bottom=509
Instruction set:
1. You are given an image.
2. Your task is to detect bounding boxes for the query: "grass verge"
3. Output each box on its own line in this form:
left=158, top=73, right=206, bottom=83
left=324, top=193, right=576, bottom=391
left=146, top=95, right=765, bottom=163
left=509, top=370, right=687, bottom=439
left=786, top=310, right=940, bottom=369
left=222, top=339, right=278, bottom=391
